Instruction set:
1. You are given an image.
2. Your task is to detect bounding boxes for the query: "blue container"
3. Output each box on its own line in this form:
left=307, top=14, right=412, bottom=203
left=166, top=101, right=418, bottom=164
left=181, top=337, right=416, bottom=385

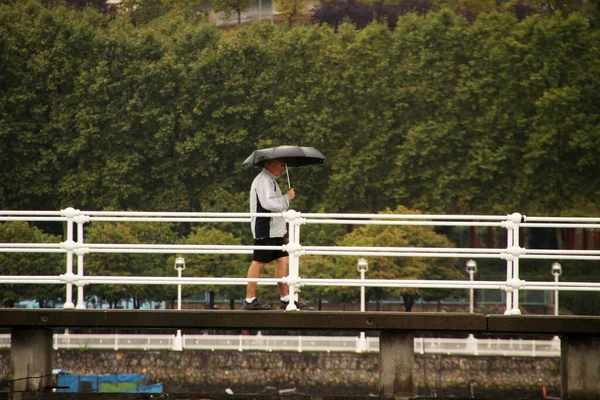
left=56, top=371, right=162, bottom=393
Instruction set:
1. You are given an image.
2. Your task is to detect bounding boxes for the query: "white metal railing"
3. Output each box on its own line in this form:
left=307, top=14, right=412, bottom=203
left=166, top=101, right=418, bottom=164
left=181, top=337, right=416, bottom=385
left=0, top=333, right=560, bottom=357
left=1, top=208, right=599, bottom=314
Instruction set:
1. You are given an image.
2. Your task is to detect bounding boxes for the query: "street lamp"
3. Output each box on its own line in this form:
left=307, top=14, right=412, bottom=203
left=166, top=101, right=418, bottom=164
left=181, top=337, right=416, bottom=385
left=466, top=260, right=477, bottom=314
left=174, top=256, right=186, bottom=311
left=357, top=258, right=368, bottom=312
left=357, top=258, right=368, bottom=352
left=551, top=262, right=562, bottom=316
left=173, top=256, right=186, bottom=351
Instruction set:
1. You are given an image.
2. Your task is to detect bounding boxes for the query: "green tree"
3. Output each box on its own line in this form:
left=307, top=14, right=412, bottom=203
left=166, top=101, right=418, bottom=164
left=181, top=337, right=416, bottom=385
left=120, top=0, right=171, bottom=25
left=324, top=206, right=463, bottom=311
left=274, top=0, right=308, bottom=23
left=391, top=10, right=502, bottom=213
left=167, top=0, right=211, bottom=23
left=247, top=23, right=341, bottom=212
left=435, top=0, right=496, bottom=20
left=2, top=2, right=600, bottom=314
left=521, top=13, right=600, bottom=213
left=0, top=0, right=108, bottom=210
left=178, top=226, right=247, bottom=309
left=83, top=220, right=177, bottom=308
left=0, top=222, right=63, bottom=307
left=317, top=23, right=405, bottom=213
left=212, top=0, right=255, bottom=25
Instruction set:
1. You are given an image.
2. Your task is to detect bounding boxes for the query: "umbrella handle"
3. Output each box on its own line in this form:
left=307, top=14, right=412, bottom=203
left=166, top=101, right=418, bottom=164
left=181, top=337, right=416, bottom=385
left=285, top=163, right=291, bottom=189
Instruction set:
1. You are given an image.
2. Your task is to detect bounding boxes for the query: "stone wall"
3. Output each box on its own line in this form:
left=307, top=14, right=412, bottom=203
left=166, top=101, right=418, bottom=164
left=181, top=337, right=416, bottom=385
left=0, top=350, right=561, bottom=398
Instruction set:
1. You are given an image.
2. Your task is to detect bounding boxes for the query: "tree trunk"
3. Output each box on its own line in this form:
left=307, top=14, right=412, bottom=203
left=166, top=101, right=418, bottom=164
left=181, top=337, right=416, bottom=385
left=208, top=291, right=215, bottom=309
left=469, top=226, right=477, bottom=248
left=373, top=288, right=382, bottom=311
left=402, top=294, right=414, bottom=312
left=567, top=228, right=576, bottom=249
left=583, top=229, right=590, bottom=250
left=3, top=299, right=15, bottom=308
left=487, top=226, right=495, bottom=248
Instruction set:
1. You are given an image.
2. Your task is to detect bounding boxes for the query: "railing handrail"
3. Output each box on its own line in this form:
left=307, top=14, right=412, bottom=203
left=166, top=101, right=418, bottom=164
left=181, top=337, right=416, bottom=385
left=0, top=208, right=598, bottom=314
left=0, top=333, right=561, bottom=357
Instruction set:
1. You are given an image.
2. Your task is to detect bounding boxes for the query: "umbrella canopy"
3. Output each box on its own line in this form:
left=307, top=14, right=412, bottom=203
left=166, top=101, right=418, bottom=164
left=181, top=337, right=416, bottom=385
left=242, top=146, right=326, bottom=167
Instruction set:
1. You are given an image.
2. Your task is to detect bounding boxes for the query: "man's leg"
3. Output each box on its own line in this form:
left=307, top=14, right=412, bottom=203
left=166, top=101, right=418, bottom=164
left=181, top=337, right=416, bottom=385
left=275, top=256, right=289, bottom=297
left=246, top=260, right=266, bottom=299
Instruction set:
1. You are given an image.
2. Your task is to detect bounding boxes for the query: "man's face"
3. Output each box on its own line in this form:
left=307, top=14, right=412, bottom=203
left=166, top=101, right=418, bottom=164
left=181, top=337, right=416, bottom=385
left=266, top=159, right=285, bottom=177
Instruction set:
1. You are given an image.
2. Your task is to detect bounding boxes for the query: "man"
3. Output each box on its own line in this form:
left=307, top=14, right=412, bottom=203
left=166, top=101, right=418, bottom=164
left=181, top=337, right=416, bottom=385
left=243, top=158, right=303, bottom=310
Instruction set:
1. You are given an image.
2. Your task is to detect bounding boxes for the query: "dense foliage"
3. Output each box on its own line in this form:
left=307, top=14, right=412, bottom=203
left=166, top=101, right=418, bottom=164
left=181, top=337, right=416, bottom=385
left=1, top=0, right=599, bottom=310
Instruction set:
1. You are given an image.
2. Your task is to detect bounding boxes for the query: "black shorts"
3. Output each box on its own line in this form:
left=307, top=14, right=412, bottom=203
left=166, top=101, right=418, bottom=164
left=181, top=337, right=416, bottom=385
left=253, top=237, right=288, bottom=263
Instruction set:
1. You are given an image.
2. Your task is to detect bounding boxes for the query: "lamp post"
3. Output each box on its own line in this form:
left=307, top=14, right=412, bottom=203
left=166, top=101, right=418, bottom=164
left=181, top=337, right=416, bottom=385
left=357, top=258, right=368, bottom=312
left=551, top=262, right=562, bottom=316
left=357, top=258, right=368, bottom=352
left=466, top=260, right=477, bottom=314
left=173, top=256, right=186, bottom=351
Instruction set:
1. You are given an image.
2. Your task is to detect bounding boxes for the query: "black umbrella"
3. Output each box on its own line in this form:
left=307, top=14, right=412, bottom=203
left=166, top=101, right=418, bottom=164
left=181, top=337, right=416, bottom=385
left=243, top=146, right=326, bottom=188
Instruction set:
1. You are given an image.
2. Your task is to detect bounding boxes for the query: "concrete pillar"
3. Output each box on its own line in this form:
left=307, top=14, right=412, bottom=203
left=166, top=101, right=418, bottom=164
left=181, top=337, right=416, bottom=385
left=9, top=328, right=53, bottom=392
left=379, top=331, right=414, bottom=398
left=561, top=335, right=600, bottom=399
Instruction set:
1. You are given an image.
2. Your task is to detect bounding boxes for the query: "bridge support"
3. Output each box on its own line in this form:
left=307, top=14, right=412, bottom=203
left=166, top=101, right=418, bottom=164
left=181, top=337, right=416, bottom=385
left=561, top=335, right=600, bottom=399
left=378, top=331, right=414, bottom=398
left=9, top=328, right=53, bottom=393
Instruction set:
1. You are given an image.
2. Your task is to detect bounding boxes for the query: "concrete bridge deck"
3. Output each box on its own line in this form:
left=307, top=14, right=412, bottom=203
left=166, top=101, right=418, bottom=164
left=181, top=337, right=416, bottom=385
left=0, top=309, right=486, bottom=332
left=3, top=309, right=600, bottom=334
left=2, top=310, right=600, bottom=399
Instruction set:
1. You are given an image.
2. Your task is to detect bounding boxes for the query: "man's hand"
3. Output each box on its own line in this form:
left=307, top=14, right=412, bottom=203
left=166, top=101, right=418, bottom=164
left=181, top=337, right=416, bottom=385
left=286, top=188, right=296, bottom=200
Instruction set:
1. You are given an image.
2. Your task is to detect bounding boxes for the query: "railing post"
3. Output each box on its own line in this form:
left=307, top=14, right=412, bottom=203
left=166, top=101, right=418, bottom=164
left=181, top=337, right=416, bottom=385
left=356, top=332, right=367, bottom=353
left=417, top=337, right=424, bottom=355
left=173, top=333, right=183, bottom=351
left=505, top=220, right=513, bottom=315
left=512, top=216, right=522, bottom=314
left=502, top=213, right=524, bottom=315
left=467, top=334, right=478, bottom=356
left=283, top=210, right=305, bottom=311
left=287, top=216, right=297, bottom=310
left=74, top=214, right=90, bottom=309
left=60, top=207, right=80, bottom=309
